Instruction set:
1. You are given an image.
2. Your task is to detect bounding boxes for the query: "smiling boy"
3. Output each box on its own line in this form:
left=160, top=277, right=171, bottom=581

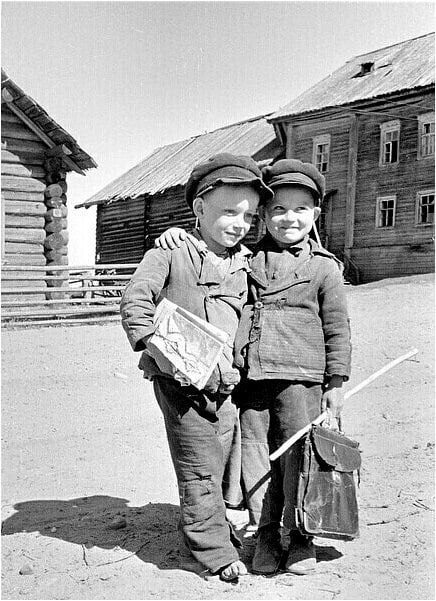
left=234, top=159, right=351, bottom=576
left=120, top=154, right=272, bottom=581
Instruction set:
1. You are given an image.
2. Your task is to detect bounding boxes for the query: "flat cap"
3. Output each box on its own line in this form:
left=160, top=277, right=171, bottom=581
left=185, top=153, right=273, bottom=209
left=262, top=159, right=325, bottom=204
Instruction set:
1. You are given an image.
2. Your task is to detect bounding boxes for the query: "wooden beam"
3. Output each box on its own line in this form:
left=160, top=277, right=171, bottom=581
left=285, top=123, right=294, bottom=158
left=1, top=87, right=14, bottom=103
left=46, top=144, right=73, bottom=157
left=344, top=114, right=358, bottom=256
left=1, top=91, right=85, bottom=175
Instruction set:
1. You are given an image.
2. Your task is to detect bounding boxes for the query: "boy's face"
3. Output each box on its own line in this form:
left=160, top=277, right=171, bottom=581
left=261, top=185, right=320, bottom=246
left=193, top=183, right=260, bottom=252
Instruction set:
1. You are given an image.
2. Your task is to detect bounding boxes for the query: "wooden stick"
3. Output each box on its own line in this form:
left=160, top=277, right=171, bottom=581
left=312, top=222, right=322, bottom=247
left=269, top=348, right=419, bottom=461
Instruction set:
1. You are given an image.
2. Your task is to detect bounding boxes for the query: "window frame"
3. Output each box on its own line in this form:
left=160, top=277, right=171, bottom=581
left=312, top=134, right=331, bottom=173
left=375, top=194, right=397, bottom=229
left=417, top=112, right=435, bottom=159
left=415, top=189, right=435, bottom=226
left=379, top=120, right=400, bottom=166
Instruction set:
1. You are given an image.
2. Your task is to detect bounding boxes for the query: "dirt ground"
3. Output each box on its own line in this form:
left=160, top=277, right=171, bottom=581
left=1, top=273, right=434, bottom=600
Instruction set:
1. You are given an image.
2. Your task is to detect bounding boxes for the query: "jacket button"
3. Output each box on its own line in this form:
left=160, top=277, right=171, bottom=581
left=254, top=300, right=263, bottom=309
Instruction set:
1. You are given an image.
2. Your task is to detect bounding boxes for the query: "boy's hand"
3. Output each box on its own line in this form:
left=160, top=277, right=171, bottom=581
left=154, top=228, right=192, bottom=250
left=321, top=375, right=345, bottom=418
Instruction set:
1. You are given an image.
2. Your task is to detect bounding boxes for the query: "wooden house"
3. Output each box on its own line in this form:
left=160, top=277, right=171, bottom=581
left=76, top=115, right=282, bottom=262
left=268, top=33, right=435, bottom=282
left=1, top=68, right=97, bottom=297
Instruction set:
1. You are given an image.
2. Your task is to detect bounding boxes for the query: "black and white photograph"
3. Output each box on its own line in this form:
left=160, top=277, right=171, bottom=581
left=1, top=1, right=434, bottom=599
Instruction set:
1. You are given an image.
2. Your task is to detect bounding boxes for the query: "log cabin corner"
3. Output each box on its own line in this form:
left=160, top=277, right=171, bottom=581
left=1, top=68, right=97, bottom=299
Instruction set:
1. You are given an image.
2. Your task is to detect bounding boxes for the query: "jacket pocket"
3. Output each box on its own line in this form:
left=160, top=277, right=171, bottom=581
left=258, top=308, right=325, bottom=375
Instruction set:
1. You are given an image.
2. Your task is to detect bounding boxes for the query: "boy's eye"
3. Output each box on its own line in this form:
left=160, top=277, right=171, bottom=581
left=224, top=209, right=236, bottom=216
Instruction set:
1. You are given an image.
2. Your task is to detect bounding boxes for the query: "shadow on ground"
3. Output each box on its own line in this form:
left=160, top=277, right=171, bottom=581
left=1, top=495, right=342, bottom=572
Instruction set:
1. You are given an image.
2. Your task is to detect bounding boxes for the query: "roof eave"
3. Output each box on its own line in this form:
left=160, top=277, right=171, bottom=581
left=268, top=83, right=435, bottom=124
left=1, top=68, right=97, bottom=172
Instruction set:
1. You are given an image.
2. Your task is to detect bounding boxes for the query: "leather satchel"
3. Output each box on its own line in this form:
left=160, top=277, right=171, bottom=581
left=295, top=424, right=361, bottom=541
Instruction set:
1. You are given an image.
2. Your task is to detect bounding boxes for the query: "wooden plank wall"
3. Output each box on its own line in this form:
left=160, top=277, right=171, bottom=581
left=146, top=186, right=195, bottom=250
left=284, top=92, right=435, bottom=282
left=352, top=93, right=435, bottom=280
left=286, top=115, right=351, bottom=256
left=96, top=198, right=146, bottom=263
left=1, top=105, right=48, bottom=296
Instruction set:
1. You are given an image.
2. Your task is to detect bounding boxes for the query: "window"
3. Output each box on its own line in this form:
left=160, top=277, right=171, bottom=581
left=312, top=134, right=331, bottom=173
left=376, top=195, right=396, bottom=228
left=418, top=113, right=435, bottom=158
left=380, top=120, right=400, bottom=165
left=416, top=191, right=434, bottom=225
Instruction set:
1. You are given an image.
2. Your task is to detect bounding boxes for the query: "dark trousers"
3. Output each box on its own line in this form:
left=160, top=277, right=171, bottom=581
left=153, top=376, right=240, bottom=572
left=240, top=380, right=322, bottom=531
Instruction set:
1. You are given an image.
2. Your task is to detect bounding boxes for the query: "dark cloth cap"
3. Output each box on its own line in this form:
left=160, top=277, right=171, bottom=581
left=185, top=153, right=273, bottom=208
left=262, top=159, right=325, bottom=204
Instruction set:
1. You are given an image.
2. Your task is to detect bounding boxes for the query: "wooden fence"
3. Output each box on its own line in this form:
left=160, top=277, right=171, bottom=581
left=1, top=263, right=139, bottom=327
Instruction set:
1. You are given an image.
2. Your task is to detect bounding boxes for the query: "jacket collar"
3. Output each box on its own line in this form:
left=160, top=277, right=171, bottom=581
left=249, top=234, right=334, bottom=290
left=188, top=229, right=252, bottom=284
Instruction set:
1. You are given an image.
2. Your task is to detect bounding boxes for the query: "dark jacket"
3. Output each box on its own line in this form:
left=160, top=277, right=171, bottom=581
left=234, top=235, right=351, bottom=383
left=120, top=233, right=252, bottom=393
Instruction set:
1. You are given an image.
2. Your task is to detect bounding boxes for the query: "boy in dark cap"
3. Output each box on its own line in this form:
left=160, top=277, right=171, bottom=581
left=233, top=159, right=351, bottom=576
left=155, top=158, right=351, bottom=577
left=120, top=153, right=272, bottom=582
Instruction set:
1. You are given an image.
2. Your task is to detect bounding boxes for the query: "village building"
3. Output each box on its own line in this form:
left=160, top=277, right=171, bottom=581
left=1, top=68, right=97, bottom=298
left=268, top=32, right=435, bottom=282
left=75, top=115, right=282, bottom=263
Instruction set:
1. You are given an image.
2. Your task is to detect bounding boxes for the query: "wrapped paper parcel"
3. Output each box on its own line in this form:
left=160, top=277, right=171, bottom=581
left=146, top=298, right=229, bottom=389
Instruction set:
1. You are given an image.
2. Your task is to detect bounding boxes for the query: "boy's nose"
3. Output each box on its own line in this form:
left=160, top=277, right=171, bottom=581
left=234, top=214, right=246, bottom=228
left=283, top=211, right=298, bottom=222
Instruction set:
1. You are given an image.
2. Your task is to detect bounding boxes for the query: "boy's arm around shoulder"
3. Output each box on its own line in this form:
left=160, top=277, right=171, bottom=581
left=120, top=247, right=171, bottom=352
left=318, top=258, right=351, bottom=380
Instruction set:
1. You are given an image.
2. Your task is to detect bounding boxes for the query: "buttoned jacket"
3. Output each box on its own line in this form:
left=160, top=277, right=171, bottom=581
left=234, top=236, right=351, bottom=383
left=120, top=233, right=251, bottom=390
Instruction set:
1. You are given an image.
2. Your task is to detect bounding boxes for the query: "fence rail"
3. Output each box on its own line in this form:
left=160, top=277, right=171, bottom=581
left=1, top=263, right=139, bottom=327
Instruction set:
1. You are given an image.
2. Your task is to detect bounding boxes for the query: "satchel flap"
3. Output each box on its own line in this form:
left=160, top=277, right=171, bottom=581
left=311, top=426, right=361, bottom=472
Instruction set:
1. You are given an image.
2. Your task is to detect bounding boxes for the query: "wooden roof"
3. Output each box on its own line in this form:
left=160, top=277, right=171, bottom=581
left=270, top=32, right=435, bottom=122
left=77, top=115, right=278, bottom=207
left=1, top=68, right=97, bottom=173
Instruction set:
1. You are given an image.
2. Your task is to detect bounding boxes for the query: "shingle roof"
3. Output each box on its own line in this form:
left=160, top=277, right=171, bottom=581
left=76, top=115, right=278, bottom=207
left=1, top=68, right=97, bottom=171
left=270, top=32, right=435, bottom=121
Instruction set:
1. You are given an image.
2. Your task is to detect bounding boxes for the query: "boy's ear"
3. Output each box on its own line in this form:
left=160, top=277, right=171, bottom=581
left=313, top=206, right=321, bottom=221
left=192, top=197, right=204, bottom=218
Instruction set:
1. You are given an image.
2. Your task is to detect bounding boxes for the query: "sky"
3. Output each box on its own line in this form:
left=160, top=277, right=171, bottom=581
left=2, top=0, right=434, bottom=263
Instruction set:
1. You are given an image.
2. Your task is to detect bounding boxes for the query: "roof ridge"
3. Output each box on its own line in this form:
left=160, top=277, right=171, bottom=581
left=349, top=31, right=434, bottom=62
left=146, top=112, right=273, bottom=157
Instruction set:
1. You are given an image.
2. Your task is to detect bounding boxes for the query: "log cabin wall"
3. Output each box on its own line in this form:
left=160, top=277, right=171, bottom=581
left=2, top=105, right=48, bottom=298
left=96, top=197, right=146, bottom=263
left=1, top=104, right=71, bottom=297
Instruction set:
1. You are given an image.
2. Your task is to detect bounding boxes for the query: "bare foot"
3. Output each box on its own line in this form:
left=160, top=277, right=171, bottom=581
left=220, top=560, right=248, bottom=582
